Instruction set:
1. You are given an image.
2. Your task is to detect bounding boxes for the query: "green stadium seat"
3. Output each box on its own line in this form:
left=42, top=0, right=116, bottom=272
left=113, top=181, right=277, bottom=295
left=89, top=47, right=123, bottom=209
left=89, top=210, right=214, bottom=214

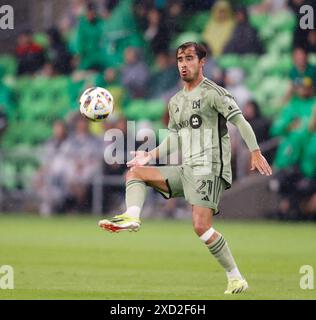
left=20, top=164, right=38, bottom=190
left=145, top=100, right=165, bottom=121
left=0, top=55, right=17, bottom=76
left=122, top=99, right=146, bottom=121
left=245, top=72, right=263, bottom=91
left=256, top=54, right=279, bottom=76
left=252, top=76, right=290, bottom=117
left=309, top=54, right=316, bottom=66
left=183, top=11, right=209, bottom=33
left=240, top=55, right=259, bottom=74
left=1, top=162, right=17, bottom=190
left=123, top=99, right=166, bottom=121
left=267, top=31, right=293, bottom=54
left=14, top=77, right=31, bottom=96
left=269, top=10, right=296, bottom=33
left=14, top=76, right=72, bottom=126
left=258, top=23, right=275, bottom=42
left=250, top=14, right=269, bottom=33
left=33, top=32, right=49, bottom=48
left=217, top=54, right=242, bottom=70
left=238, top=0, right=262, bottom=6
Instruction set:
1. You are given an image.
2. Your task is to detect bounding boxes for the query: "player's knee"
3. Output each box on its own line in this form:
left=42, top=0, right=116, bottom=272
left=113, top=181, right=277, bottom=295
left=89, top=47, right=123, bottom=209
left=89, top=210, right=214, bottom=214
left=193, top=222, right=211, bottom=237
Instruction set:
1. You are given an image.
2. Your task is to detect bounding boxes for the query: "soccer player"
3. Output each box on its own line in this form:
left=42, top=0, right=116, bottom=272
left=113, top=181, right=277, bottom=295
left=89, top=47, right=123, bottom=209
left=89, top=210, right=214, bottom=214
left=99, top=42, right=272, bottom=294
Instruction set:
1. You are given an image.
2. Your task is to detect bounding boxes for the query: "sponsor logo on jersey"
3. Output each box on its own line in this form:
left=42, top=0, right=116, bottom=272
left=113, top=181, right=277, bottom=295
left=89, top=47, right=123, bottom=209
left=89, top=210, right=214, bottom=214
left=176, top=120, right=190, bottom=130
left=190, top=114, right=202, bottom=129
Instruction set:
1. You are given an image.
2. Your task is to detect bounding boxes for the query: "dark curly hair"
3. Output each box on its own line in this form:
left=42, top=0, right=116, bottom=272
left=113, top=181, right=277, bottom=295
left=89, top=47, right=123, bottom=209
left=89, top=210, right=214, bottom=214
left=176, top=42, right=207, bottom=61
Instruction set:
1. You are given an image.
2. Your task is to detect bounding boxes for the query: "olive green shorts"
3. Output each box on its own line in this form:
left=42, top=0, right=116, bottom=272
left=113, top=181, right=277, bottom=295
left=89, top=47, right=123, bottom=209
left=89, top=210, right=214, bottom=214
left=155, top=165, right=226, bottom=214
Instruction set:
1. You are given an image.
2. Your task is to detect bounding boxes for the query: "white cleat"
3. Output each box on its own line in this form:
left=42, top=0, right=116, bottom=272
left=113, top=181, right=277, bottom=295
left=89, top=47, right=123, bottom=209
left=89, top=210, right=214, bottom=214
left=224, top=278, right=249, bottom=294
left=98, top=213, right=141, bottom=233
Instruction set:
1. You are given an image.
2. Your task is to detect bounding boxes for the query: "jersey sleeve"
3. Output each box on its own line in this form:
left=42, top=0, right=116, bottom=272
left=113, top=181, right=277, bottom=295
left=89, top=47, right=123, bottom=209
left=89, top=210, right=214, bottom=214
left=156, top=102, right=179, bottom=158
left=213, top=91, right=242, bottom=121
left=167, top=102, right=178, bottom=133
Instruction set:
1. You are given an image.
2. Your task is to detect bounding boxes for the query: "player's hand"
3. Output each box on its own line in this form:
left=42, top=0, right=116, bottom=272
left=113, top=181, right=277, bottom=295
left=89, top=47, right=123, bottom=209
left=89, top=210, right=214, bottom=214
left=250, top=149, right=272, bottom=176
left=126, top=151, right=153, bottom=167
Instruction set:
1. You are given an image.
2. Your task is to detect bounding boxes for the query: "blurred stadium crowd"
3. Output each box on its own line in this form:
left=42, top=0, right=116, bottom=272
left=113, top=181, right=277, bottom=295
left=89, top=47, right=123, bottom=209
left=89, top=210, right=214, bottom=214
left=0, top=0, right=316, bottom=219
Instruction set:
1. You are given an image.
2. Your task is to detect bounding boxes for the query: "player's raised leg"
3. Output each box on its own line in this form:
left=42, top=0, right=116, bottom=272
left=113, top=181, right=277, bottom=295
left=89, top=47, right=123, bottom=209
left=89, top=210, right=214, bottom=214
left=192, top=205, right=248, bottom=294
left=98, top=166, right=168, bottom=232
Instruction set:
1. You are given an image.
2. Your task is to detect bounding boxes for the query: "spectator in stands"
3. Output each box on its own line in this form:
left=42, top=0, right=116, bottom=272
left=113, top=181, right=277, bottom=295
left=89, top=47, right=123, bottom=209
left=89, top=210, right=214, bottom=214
left=147, top=51, right=178, bottom=99
left=182, top=0, right=216, bottom=11
left=62, top=114, right=103, bottom=212
left=121, top=46, right=149, bottom=98
left=202, top=0, right=235, bottom=57
left=224, top=67, right=252, bottom=110
left=268, top=104, right=316, bottom=220
left=15, top=30, right=45, bottom=75
left=164, top=1, right=184, bottom=36
left=133, top=0, right=152, bottom=32
left=271, top=78, right=316, bottom=175
left=299, top=107, right=316, bottom=218
left=223, top=67, right=252, bottom=178
left=224, top=6, right=263, bottom=55
left=289, top=0, right=314, bottom=49
left=235, top=100, right=271, bottom=179
left=102, top=0, right=120, bottom=17
left=0, top=66, right=14, bottom=118
left=251, top=0, right=287, bottom=14
left=244, top=101, right=271, bottom=144
left=101, top=0, right=144, bottom=68
left=75, top=2, right=105, bottom=70
left=268, top=78, right=316, bottom=219
left=46, top=27, right=72, bottom=75
left=201, top=42, right=223, bottom=84
left=37, top=63, right=55, bottom=78
left=298, top=106, right=316, bottom=182
left=59, top=0, right=86, bottom=34
left=144, top=8, right=171, bottom=55
left=283, top=47, right=316, bottom=103
left=95, top=67, right=120, bottom=90
left=35, top=120, right=69, bottom=216
left=270, top=69, right=316, bottom=219
left=94, top=67, right=127, bottom=117
left=306, top=30, right=316, bottom=54
left=290, top=48, right=316, bottom=88
left=268, top=165, right=305, bottom=219
left=0, top=106, right=8, bottom=139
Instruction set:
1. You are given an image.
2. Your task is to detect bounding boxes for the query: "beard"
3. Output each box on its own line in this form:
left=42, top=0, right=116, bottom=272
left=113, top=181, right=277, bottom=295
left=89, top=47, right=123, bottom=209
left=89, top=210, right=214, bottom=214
left=180, top=69, right=199, bottom=83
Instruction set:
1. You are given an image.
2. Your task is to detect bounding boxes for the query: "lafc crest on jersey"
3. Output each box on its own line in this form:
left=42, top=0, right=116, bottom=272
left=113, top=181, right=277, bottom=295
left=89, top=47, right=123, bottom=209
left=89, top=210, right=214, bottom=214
left=192, top=99, right=201, bottom=109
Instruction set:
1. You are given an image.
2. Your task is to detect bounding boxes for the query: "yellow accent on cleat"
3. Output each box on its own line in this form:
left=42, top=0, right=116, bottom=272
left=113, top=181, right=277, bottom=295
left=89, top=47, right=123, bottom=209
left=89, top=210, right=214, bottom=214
left=224, top=278, right=249, bottom=294
left=98, top=213, right=141, bottom=233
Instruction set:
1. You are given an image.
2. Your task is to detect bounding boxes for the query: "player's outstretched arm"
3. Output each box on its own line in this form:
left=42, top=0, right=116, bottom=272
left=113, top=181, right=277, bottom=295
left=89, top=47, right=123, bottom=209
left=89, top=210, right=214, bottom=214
left=126, top=131, right=179, bottom=168
left=229, top=113, right=272, bottom=176
left=126, top=151, right=153, bottom=167
left=250, top=149, right=272, bottom=176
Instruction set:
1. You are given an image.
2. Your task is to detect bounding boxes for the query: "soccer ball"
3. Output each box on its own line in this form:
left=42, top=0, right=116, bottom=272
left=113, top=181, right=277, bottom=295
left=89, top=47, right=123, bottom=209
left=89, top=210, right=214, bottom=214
left=79, top=87, right=114, bottom=122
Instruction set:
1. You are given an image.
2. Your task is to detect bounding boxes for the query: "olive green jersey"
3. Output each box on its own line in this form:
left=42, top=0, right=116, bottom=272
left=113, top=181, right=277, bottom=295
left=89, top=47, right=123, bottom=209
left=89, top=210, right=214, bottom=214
left=167, top=77, right=242, bottom=188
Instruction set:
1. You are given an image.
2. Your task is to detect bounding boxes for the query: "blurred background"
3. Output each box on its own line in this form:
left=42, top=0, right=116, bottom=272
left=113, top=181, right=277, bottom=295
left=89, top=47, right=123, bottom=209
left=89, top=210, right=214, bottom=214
left=0, top=0, right=315, bottom=221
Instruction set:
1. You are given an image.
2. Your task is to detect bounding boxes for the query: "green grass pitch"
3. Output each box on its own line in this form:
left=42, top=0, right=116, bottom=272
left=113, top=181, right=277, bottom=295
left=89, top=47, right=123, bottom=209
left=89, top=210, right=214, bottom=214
left=0, top=214, right=315, bottom=300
